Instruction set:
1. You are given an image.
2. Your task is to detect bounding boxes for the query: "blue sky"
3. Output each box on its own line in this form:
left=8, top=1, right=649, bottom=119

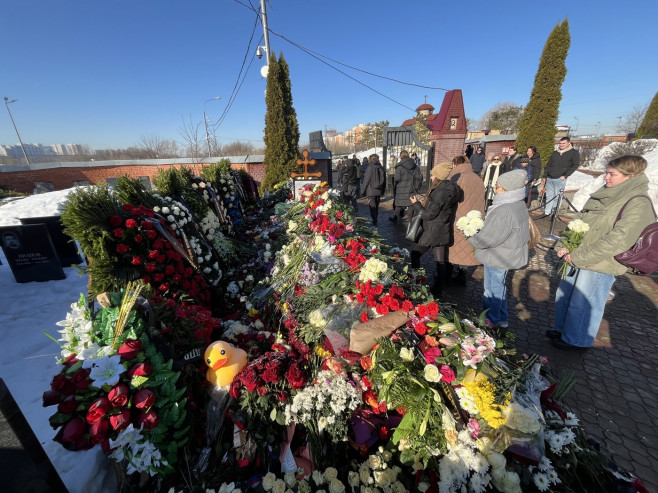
left=2, top=0, right=657, bottom=150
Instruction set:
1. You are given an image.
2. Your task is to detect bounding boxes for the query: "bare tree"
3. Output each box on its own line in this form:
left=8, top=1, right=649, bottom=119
left=177, top=115, right=204, bottom=162
left=138, top=134, right=173, bottom=158
left=222, top=140, right=255, bottom=156
left=617, top=104, right=649, bottom=135
left=479, top=102, right=524, bottom=133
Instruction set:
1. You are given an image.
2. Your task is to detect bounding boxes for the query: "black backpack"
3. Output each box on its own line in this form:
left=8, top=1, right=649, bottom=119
left=412, top=166, right=423, bottom=192
left=374, top=165, right=386, bottom=191
left=613, top=195, right=658, bottom=275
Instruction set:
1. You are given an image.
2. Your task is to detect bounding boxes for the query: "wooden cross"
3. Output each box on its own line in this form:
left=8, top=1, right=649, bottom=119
left=290, top=149, right=322, bottom=179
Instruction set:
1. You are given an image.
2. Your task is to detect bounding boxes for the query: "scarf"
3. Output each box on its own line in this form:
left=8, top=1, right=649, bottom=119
left=487, top=187, right=527, bottom=214
left=558, top=144, right=573, bottom=155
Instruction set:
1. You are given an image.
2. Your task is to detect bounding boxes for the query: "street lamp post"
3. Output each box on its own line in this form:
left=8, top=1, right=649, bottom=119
left=203, top=97, right=221, bottom=157
left=3, top=97, right=30, bottom=164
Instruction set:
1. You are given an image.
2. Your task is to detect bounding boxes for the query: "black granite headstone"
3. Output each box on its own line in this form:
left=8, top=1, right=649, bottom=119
left=20, top=216, right=84, bottom=267
left=0, top=224, right=66, bottom=283
left=0, top=379, right=68, bottom=492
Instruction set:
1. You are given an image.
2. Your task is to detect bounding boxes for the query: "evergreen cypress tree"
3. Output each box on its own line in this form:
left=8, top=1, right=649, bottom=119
left=636, top=91, right=658, bottom=139
left=261, top=53, right=300, bottom=192
left=516, top=19, right=571, bottom=167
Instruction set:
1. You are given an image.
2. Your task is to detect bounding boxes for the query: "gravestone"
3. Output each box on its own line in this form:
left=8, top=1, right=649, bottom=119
left=0, top=224, right=66, bottom=283
left=0, top=379, right=68, bottom=492
left=20, top=216, right=84, bottom=267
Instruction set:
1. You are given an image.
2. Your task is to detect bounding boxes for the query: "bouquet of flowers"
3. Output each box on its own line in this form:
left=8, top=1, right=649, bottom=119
left=456, top=210, right=484, bottom=238
left=556, top=219, right=590, bottom=279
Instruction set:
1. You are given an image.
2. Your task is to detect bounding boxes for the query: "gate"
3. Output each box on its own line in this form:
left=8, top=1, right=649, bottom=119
left=382, top=126, right=434, bottom=195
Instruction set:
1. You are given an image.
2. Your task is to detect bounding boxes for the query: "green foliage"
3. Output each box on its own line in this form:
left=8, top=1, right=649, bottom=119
left=516, top=19, right=571, bottom=167
left=202, top=159, right=233, bottom=182
left=261, top=53, right=300, bottom=193
left=115, top=175, right=158, bottom=209
left=636, top=91, right=658, bottom=139
left=413, top=114, right=431, bottom=146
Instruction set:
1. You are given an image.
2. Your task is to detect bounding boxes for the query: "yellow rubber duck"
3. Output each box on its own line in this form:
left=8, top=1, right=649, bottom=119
left=204, top=340, right=247, bottom=387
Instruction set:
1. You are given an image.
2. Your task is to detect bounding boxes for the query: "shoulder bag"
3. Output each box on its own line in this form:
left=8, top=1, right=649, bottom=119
left=613, top=195, right=658, bottom=275
left=405, top=194, right=431, bottom=242
left=528, top=216, right=541, bottom=249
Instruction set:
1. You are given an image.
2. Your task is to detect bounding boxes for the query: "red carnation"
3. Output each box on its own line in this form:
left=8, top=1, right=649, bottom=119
left=417, top=304, right=430, bottom=318
left=422, top=346, right=442, bottom=364
left=145, top=262, right=156, bottom=272
left=116, top=244, right=129, bottom=254
left=131, top=255, right=142, bottom=265
left=414, top=322, right=428, bottom=336
left=108, top=384, right=130, bottom=407
left=133, top=234, right=143, bottom=244
left=137, top=410, right=159, bottom=430
left=145, top=229, right=157, bottom=240
left=109, top=215, right=123, bottom=227
left=118, top=338, right=141, bottom=360
left=229, top=380, right=242, bottom=399
left=112, top=228, right=124, bottom=239
left=133, top=388, right=156, bottom=410
left=86, top=397, right=110, bottom=424
left=427, top=301, right=439, bottom=316
left=109, top=409, right=131, bottom=431
left=125, top=219, right=138, bottom=229
left=127, top=362, right=152, bottom=377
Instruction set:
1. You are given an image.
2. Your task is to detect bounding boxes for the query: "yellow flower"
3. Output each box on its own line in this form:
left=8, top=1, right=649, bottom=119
left=314, top=346, right=331, bottom=358
left=462, top=370, right=506, bottom=429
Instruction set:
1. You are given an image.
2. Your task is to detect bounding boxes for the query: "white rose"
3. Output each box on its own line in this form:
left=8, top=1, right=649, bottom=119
left=424, top=364, right=442, bottom=383
left=262, top=472, right=277, bottom=491
left=323, top=467, right=338, bottom=481
left=328, top=479, right=345, bottom=493
left=272, top=479, right=286, bottom=493
left=399, top=347, right=415, bottom=362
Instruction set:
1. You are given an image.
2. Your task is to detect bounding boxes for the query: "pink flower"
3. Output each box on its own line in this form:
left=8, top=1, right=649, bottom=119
left=439, top=365, right=455, bottom=383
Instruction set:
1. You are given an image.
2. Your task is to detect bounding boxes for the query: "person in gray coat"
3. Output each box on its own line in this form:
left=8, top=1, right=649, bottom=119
left=389, top=150, right=419, bottom=223
left=468, top=169, right=530, bottom=329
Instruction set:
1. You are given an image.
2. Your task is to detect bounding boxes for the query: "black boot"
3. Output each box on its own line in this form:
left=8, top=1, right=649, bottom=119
left=410, top=250, right=422, bottom=269
left=444, top=263, right=454, bottom=285
left=432, top=262, right=446, bottom=298
left=453, top=268, right=467, bottom=286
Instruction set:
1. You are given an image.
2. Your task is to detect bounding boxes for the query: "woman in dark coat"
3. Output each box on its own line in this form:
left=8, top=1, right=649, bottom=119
left=526, top=146, right=542, bottom=207
left=389, top=150, right=419, bottom=222
left=409, top=161, right=460, bottom=297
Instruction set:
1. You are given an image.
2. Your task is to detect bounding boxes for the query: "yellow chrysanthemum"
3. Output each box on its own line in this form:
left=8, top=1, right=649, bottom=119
left=462, top=370, right=506, bottom=429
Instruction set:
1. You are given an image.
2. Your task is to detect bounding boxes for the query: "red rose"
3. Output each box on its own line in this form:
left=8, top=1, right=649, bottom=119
left=417, top=304, right=430, bottom=318
left=50, top=374, right=70, bottom=391
left=153, top=273, right=164, bottom=283
left=262, top=362, right=281, bottom=384
left=133, top=234, right=143, bottom=244
left=54, top=417, right=88, bottom=451
left=112, top=228, right=124, bottom=239
left=157, top=254, right=166, bottom=264
left=257, top=387, right=267, bottom=396
left=131, top=256, right=142, bottom=266
left=158, top=283, right=170, bottom=292
left=128, top=362, right=152, bottom=377
left=133, top=389, right=156, bottom=410
left=439, top=365, right=455, bottom=383
left=109, top=215, right=123, bottom=227
left=42, top=389, right=62, bottom=407
left=285, top=363, right=306, bottom=390
left=229, top=380, right=242, bottom=399
left=109, top=409, right=131, bottom=431
left=240, top=369, right=260, bottom=392
left=62, top=354, right=79, bottom=368
left=86, top=397, right=110, bottom=424
left=152, top=239, right=164, bottom=249
left=148, top=250, right=159, bottom=259
left=118, top=339, right=141, bottom=360
left=71, top=368, right=92, bottom=389
left=142, top=220, right=154, bottom=229
left=276, top=391, right=288, bottom=403
left=116, top=243, right=129, bottom=254
left=164, top=265, right=175, bottom=275
left=125, top=219, right=138, bottom=229
left=422, top=346, right=442, bottom=365
left=108, top=384, right=130, bottom=407
left=145, top=262, right=156, bottom=272
left=89, top=419, right=110, bottom=445
left=145, top=229, right=157, bottom=240
left=137, top=410, right=159, bottom=430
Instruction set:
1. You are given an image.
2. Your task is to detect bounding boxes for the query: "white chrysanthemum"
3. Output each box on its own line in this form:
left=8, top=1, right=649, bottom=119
left=533, top=472, right=550, bottom=492
left=568, top=219, right=590, bottom=233
left=462, top=224, right=479, bottom=237
left=456, top=216, right=470, bottom=229
left=466, top=210, right=482, bottom=219
left=470, top=217, right=484, bottom=229
left=564, top=411, right=579, bottom=426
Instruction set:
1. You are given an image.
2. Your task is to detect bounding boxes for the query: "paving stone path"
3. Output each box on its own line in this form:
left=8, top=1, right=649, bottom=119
left=355, top=193, right=658, bottom=490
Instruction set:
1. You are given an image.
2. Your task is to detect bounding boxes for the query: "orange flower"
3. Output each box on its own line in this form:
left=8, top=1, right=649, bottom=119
left=360, top=355, right=373, bottom=371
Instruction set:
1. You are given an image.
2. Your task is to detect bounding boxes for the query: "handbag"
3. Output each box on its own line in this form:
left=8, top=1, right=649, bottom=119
left=405, top=211, right=424, bottom=242
left=528, top=216, right=541, bottom=249
left=613, top=195, right=658, bottom=275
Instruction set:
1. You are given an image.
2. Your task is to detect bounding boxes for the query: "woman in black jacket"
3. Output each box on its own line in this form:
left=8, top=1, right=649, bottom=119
left=526, top=146, right=542, bottom=207
left=390, top=150, right=419, bottom=222
left=409, top=161, right=460, bottom=297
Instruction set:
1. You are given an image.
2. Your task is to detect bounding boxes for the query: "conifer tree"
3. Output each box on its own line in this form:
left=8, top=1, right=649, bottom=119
left=261, top=53, right=300, bottom=192
left=636, top=91, right=658, bottom=139
left=516, top=19, right=571, bottom=167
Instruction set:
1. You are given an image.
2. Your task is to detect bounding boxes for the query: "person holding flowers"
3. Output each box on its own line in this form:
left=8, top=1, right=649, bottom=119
left=468, top=169, right=530, bottom=329
left=548, top=155, right=654, bottom=350
left=409, top=161, right=460, bottom=297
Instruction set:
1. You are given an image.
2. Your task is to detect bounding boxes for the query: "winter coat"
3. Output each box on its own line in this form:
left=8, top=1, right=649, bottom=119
left=361, top=161, right=386, bottom=197
left=543, top=146, right=580, bottom=179
left=339, top=159, right=358, bottom=188
left=411, top=179, right=460, bottom=248
left=514, top=161, right=532, bottom=183
left=502, top=153, right=520, bottom=174
left=469, top=152, right=486, bottom=174
left=448, top=162, right=486, bottom=265
left=528, top=153, right=542, bottom=184
left=393, top=157, right=418, bottom=207
left=562, top=174, right=653, bottom=275
left=468, top=193, right=529, bottom=270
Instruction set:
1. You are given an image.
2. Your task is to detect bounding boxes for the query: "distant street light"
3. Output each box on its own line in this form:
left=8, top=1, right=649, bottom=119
left=203, top=97, right=221, bottom=157
left=3, top=97, right=30, bottom=164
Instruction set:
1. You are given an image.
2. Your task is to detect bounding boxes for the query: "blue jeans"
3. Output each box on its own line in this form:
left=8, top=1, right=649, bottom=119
left=554, top=268, right=615, bottom=347
left=544, top=177, right=567, bottom=215
left=483, top=266, right=508, bottom=325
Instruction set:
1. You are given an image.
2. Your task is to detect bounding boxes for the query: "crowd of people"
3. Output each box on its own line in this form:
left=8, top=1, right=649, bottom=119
left=334, top=146, right=654, bottom=352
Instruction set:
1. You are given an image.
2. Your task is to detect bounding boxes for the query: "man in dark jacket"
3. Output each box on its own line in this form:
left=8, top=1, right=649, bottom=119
left=361, top=154, right=386, bottom=226
left=339, top=156, right=358, bottom=209
left=389, top=150, right=418, bottom=223
left=469, top=147, right=486, bottom=175
left=538, top=137, right=580, bottom=218
left=502, top=145, right=520, bottom=174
